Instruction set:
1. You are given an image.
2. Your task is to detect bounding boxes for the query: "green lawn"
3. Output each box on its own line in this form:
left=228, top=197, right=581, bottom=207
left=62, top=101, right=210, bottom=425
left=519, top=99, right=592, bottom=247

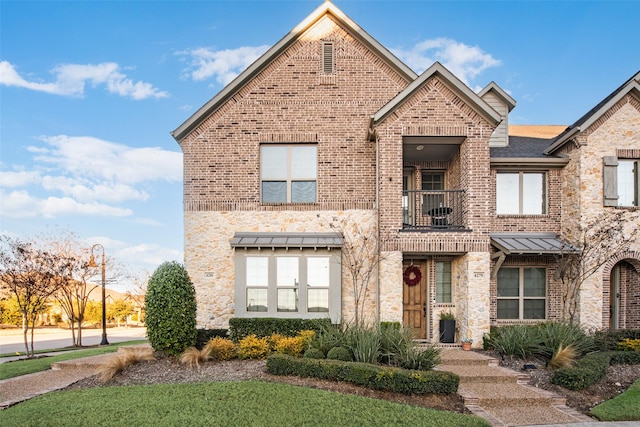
left=590, top=378, right=640, bottom=421
left=0, top=340, right=148, bottom=380
left=0, top=381, right=490, bottom=427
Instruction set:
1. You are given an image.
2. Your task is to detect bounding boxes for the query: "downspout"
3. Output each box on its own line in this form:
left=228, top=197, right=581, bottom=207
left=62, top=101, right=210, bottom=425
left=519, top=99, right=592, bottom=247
left=375, top=131, right=381, bottom=323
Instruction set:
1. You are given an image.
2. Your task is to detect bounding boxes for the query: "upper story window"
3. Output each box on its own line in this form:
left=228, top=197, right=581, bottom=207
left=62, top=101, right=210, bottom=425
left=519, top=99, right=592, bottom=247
left=604, top=156, right=639, bottom=207
left=261, top=145, right=317, bottom=203
left=497, top=267, right=546, bottom=320
left=618, top=160, right=639, bottom=206
left=496, top=172, right=546, bottom=215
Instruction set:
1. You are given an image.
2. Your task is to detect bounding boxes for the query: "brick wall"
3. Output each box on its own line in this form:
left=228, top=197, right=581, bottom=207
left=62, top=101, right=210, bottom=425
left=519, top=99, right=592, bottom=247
left=179, top=15, right=410, bottom=212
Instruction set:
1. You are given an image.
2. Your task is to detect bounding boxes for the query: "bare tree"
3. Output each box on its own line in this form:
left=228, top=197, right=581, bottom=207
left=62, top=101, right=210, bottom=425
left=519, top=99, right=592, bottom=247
left=0, top=236, right=63, bottom=357
left=556, top=210, right=639, bottom=324
left=326, top=216, right=388, bottom=325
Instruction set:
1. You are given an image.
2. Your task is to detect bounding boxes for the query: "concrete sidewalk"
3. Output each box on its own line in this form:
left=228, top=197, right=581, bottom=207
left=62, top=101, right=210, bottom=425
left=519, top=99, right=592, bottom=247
left=0, top=352, right=115, bottom=409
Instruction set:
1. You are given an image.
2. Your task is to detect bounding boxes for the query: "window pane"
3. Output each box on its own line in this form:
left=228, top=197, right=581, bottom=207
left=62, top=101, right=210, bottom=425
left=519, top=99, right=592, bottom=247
left=497, top=299, right=519, bottom=319
left=277, top=289, right=298, bottom=312
left=497, top=268, right=519, bottom=297
left=291, top=181, right=316, bottom=202
left=291, top=146, right=317, bottom=179
left=308, top=257, right=330, bottom=286
left=246, top=257, right=268, bottom=286
left=247, top=289, right=268, bottom=312
left=277, top=258, right=298, bottom=287
left=261, top=146, right=287, bottom=179
left=436, top=261, right=452, bottom=303
left=308, top=288, right=329, bottom=312
left=262, top=181, right=287, bottom=203
left=522, top=173, right=544, bottom=214
left=421, top=173, right=444, bottom=190
left=496, top=173, right=519, bottom=214
left=524, top=268, right=546, bottom=297
left=618, top=161, right=636, bottom=206
left=524, top=299, right=545, bottom=319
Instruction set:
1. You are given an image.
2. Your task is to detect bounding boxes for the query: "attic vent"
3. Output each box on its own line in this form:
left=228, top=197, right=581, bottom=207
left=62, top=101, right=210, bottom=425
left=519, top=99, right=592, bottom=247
left=322, top=42, right=334, bottom=74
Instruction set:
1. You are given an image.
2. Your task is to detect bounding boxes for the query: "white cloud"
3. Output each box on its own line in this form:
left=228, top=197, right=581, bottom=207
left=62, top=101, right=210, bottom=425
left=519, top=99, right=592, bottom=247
left=0, top=135, right=182, bottom=219
left=0, top=190, right=132, bottom=219
left=0, top=60, right=168, bottom=99
left=31, top=135, right=182, bottom=184
left=393, top=37, right=501, bottom=87
left=0, top=170, right=42, bottom=187
left=177, top=45, right=270, bottom=85
left=114, top=243, right=183, bottom=267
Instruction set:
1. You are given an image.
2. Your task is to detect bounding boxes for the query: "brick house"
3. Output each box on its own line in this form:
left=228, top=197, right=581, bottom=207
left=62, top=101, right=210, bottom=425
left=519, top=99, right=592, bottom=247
left=172, top=2, right=640, bottom=346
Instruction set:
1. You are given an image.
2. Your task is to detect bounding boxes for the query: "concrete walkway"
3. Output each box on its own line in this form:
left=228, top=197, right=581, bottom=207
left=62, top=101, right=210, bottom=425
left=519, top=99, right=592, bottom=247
left=437, top=349, right=598, bottom=426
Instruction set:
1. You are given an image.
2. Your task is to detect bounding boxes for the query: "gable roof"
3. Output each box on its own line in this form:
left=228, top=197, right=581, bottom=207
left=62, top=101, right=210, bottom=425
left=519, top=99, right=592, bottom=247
left=171, top=1, right=418, bottom=143
left=478, top=81, right=516, bottom=113
left=544, top=70, right=640, bottom=155
left=372, top=62, right=501, bottom=127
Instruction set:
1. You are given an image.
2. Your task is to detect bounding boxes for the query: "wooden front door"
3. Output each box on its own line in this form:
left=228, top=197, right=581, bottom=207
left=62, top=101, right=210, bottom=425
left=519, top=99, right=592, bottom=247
left=403, top=261, right=427, bottom=339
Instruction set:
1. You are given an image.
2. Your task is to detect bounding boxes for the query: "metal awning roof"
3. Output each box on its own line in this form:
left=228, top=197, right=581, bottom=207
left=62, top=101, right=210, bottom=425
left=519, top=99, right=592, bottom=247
left=230, top=232, right=343, bottom=249
left=490, top=233, right=580, bottom=255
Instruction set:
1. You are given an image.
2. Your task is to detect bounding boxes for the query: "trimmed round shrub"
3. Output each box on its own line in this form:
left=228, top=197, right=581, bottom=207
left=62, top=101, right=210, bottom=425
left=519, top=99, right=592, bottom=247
left=326, top=346, right=352, bottom=362
left=303, top=348, right=325, bottom=359
left=145, top=261, right=197, bottom=356
left=204, top=337, right=237, bottom=361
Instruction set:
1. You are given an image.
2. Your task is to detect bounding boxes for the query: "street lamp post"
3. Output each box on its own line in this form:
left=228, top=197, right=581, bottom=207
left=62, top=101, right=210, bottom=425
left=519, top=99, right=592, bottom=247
left=88, top=243, right=109, bottom=345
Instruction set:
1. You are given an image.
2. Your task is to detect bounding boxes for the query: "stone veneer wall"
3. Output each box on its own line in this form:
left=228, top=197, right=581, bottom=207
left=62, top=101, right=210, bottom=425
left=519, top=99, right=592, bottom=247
left=457, top=252, right=491, bottom=347
left=567, top=99, right=640, bottom=329
left=184, top=209, right=378, bottom=328
left=378, top=251, right=403, bottom=323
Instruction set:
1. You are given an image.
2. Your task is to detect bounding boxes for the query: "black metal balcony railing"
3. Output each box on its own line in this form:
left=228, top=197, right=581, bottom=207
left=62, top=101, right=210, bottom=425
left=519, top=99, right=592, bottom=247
left=402, top=190, right=466, bottom=230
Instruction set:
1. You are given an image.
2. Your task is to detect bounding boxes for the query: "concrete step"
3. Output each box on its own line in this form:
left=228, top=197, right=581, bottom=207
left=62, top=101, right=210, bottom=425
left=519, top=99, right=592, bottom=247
left=438, top=349, right=500, bottom=367
left=458, top=382, right=566, bottom=406
left=475, top=403, right=594, bottom=426
left=437, top=363, right=527, bottom=384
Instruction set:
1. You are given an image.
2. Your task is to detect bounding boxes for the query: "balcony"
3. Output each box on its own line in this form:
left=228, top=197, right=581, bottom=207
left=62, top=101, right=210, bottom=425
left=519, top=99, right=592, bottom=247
left=402, top=190, right=466, bottom=231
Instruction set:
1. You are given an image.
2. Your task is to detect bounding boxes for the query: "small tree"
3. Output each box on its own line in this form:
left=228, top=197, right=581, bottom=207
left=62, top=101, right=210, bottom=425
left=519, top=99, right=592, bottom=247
left=109, top=298, right=134, bottom=326
left=0, top=236, right=63, bottom=357
left=145, top=261, right=197, bottom=356
left=556, top=210, right=639, bottom=323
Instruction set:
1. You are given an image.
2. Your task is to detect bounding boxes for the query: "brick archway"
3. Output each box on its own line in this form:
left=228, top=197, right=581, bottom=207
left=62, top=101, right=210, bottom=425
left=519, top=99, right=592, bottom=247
left=602, top=251, right=640, bottom=329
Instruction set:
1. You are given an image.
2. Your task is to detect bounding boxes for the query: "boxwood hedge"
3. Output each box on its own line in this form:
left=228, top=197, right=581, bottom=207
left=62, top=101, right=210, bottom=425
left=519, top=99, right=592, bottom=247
left=229, top=318, right=332, bottom=341
left=266, top=353, right=459, bottom=395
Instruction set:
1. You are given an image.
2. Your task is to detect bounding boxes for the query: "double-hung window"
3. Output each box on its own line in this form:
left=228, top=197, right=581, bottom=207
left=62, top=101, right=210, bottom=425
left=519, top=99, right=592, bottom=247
left=496, top=172, right=546, bottom=214
left=497, top=267, right=546, bottom=320
left=261, top=144, right=317, bottom=203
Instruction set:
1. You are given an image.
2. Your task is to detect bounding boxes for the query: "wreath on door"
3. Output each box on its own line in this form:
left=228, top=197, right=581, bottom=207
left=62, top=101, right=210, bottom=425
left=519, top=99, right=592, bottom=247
left=403, top=265, right=421, bottom=286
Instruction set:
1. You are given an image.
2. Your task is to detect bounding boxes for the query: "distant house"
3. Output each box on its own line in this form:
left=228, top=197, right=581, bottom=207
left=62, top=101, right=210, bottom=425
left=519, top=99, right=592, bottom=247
left=172, top=1, right=640, bottom=346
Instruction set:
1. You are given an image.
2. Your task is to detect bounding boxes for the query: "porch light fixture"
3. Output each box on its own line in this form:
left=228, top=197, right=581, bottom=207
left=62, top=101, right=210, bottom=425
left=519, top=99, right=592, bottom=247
left=416, top=145, right=424, bottom=151
left=88, top=243, right=109, bottom=345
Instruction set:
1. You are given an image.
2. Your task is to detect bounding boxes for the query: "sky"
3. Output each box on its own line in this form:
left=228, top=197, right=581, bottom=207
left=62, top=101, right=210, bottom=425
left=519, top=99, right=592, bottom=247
left=1, top=0, right=639, bottom=290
